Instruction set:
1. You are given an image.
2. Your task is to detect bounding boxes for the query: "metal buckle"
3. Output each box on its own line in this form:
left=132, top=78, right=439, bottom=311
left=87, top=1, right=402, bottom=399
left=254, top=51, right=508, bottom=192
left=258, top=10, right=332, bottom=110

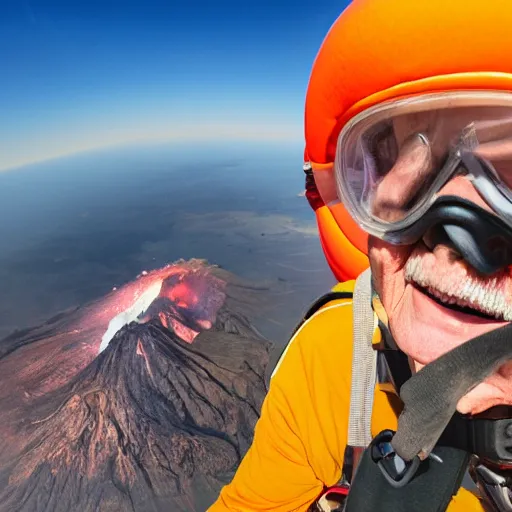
left=474, top=463, right=512, bottom=512
left=370, top=430, right=422, bottom=489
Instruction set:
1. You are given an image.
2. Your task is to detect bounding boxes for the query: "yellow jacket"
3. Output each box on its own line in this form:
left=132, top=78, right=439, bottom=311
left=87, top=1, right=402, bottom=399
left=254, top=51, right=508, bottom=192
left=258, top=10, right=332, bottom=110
left=210, top=281, right=483, bottom=511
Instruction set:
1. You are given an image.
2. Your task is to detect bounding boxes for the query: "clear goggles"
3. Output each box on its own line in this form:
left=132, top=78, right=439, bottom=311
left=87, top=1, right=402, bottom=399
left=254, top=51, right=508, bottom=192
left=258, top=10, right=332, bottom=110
left=328, top=91, right=512, bottom=244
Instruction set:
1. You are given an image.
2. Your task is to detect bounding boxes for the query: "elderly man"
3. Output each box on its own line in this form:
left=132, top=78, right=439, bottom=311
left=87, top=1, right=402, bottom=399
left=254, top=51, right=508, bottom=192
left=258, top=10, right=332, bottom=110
left=210, top=0, right=512, bottom=510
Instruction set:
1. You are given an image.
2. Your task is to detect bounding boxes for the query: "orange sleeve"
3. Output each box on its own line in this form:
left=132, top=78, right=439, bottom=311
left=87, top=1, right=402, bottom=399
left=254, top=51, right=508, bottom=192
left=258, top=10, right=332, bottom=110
left=209, top=299, right=356, bottom=512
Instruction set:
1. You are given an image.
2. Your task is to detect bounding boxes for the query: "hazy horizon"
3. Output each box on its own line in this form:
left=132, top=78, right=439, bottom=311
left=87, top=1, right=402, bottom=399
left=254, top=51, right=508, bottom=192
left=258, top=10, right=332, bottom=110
left=0, top=141, right=335, bottom=343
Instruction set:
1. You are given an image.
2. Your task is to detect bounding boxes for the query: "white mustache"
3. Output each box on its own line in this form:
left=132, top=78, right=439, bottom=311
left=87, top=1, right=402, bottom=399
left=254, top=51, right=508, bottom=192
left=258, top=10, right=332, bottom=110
left=405, top=254, right=512, bottom=321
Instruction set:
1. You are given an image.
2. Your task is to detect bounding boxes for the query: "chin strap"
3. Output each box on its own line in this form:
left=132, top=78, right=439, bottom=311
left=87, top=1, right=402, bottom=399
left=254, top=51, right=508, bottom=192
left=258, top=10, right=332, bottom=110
left=392, top=322, right=512, bottom=462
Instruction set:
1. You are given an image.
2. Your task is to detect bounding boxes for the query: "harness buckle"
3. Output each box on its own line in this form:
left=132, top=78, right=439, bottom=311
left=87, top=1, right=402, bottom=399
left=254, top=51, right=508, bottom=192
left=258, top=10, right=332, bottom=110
left=473, top=463, right=512, bottom=511
left=370, top=429, right=422, bottom=489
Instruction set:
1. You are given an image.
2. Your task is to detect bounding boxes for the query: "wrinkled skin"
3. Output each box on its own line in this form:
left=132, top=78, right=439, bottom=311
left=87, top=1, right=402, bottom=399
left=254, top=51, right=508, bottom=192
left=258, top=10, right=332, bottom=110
left=0, top=259, right=272, bottom=512
left=369, top=110, right=512, bottom=415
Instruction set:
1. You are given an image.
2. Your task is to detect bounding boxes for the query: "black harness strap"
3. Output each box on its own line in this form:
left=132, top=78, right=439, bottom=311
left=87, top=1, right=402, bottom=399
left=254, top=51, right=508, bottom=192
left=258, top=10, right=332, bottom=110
left=394, top=322, right=512, bottom=462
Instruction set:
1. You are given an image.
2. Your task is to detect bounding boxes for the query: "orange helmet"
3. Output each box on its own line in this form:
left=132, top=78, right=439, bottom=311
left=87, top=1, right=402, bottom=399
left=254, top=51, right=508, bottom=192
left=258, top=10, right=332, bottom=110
left=304, top=0, right=512, bottom=282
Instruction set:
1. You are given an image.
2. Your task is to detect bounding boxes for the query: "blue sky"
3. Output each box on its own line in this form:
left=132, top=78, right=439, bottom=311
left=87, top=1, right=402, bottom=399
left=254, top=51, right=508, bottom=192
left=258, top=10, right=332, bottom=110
left=0, top=0, right=350, bottom=170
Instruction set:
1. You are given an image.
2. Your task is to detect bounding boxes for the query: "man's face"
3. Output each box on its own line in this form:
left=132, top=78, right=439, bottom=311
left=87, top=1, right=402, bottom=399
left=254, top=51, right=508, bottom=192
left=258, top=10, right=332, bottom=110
left=368, top=108, right=512, bottom=415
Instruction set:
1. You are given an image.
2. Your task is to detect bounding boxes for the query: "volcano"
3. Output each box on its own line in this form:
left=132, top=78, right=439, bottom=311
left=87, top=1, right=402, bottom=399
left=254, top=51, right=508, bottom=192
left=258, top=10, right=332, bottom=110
left=0, top=259, right=272, bottom=512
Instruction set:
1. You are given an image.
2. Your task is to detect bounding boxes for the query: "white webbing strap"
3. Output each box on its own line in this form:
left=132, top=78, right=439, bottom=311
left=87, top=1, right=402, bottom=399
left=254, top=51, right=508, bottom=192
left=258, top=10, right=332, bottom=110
left=347, top=267, right=378, bottom=449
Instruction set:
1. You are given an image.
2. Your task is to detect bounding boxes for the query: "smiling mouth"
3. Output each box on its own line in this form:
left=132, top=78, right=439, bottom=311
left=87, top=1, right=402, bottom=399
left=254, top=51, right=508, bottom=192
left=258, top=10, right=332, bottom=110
left=412, top=283, right=499, bottom=320
left=405, top=247, right=512, bottom=321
